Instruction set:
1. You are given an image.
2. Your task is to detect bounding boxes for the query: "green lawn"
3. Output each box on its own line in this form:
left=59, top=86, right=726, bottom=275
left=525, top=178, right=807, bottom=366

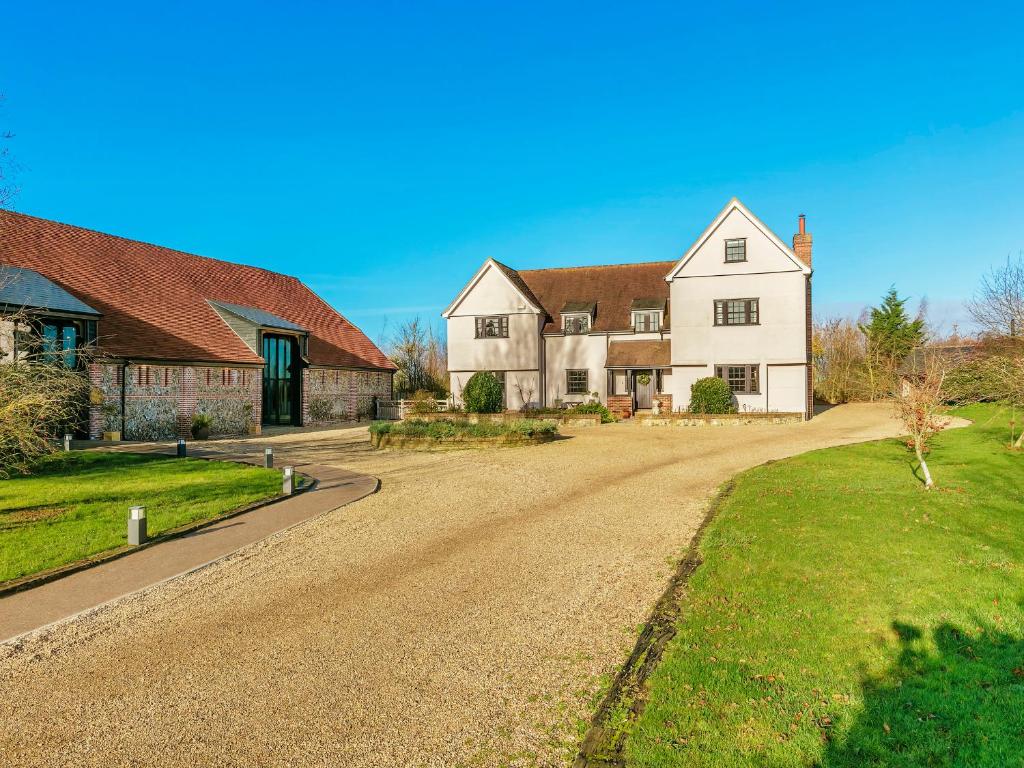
left=625, top=404, right=1024, bottom=767
left=0, top=451, right=282, bottom=583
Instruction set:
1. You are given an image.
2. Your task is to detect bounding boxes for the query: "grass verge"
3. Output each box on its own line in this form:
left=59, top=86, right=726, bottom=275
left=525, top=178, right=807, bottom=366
left=0, top=451, right=281, bottom=583
left=621, top=403, right=1023, bottom=767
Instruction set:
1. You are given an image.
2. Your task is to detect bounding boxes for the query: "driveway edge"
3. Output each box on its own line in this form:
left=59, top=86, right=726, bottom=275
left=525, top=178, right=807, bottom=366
left=572, top=477, right=738, bottom=768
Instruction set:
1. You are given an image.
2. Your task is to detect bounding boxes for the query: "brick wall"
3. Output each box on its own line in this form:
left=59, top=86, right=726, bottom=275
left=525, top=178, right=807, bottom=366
left=88, top=363, right=124, bottom=439
left=304, top=367, right=393, bottom=424
left=654, top=393, right=673, bottom=413
left=607, top=394, right=633, bottom=420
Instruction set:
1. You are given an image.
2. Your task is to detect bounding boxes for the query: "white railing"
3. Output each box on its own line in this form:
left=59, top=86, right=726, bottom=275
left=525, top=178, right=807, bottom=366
left=375, top=399, right=451, bottom=420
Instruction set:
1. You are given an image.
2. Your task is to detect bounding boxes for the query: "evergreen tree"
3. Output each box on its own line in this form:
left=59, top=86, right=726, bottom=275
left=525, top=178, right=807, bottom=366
left=859, top=287, right=926, bottom=361
left=858, top=287, right=926, bottom=398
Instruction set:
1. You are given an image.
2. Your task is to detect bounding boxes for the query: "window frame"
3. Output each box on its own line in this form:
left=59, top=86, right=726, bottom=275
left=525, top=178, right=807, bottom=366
left=566, top=369, right=589, bottom=395
left=562, top=313, right=591, bottom=335
left=724, top=238, right=747, bottom=263
left=631, top=311, right=662, bottom=333
left=713, top=298, right=760, bottom=327
left=714, top=364, right=760, bottom=394
left=474, top=315, right=509, bottom=339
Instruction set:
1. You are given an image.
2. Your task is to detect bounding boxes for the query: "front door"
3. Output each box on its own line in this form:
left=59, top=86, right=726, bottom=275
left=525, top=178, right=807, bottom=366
left=633, top=370, right=655, bottom=410
left=262, top=334, right=300, bottom=426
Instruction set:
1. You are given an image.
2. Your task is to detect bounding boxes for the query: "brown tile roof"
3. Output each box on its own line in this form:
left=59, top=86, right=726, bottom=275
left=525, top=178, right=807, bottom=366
left=0, top=210, right=395, bottom=370
left=510, top=261, right=675, bottom=334
left=606, top=340, right=671, bottom=368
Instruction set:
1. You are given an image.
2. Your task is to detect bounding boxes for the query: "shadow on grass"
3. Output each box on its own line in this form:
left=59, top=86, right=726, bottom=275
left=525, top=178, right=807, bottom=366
left=822, top=620, right=1024, bottom=767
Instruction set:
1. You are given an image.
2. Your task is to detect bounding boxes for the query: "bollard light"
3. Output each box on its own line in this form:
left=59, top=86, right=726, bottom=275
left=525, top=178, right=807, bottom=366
left=282, top=466, right=294, bottom=496
left=63, top=434, right=72, bottom=452
left=177, top=438, right=187, bottom=458
left=128, top=506, right=147, bottom=545
left=264, top=447, right=274, bottom=468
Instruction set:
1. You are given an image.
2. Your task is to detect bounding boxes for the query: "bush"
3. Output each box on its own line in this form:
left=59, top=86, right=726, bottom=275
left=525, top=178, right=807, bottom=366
left=191, top=412, right=213, bottom=438
left=369, top=418, right=556, bottom=440
left=0, top=361, right=89, bottom=477
left=409, top=389, right=440, bottom=414
left=571, top=402, right=615, bottom=423
left=462, top=372, right=504, bottom=413
left=688, top=376, right=735, bottom=414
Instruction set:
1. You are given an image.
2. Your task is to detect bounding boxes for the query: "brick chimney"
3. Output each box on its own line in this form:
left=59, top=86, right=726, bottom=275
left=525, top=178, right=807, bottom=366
left=792, top=213, right=812, bottom=267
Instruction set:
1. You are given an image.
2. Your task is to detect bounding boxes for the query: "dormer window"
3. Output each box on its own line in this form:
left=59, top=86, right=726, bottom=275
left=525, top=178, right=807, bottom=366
left=559, top=301, right=595, bottom=335
left=563, top=314, right=590, bottom=335
left=632, top=311, right=661, bottom=333
left=629, top=298, right=666, bottom=333
left=725, top=238, right=747, bottom=262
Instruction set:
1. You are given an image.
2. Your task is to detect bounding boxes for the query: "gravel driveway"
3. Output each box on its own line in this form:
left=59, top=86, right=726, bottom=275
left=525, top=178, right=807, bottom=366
left=0, top=403, right=905, bottom=767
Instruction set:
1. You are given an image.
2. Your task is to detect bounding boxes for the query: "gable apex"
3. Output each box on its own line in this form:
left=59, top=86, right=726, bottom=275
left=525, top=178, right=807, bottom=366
left=665, top=198, right=811, bottom=281
left=441, top=258, right=543, bottom=318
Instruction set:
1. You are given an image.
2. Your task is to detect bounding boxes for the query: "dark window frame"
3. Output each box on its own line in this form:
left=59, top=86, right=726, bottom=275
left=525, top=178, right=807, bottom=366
left=714, top=364, right=760, bottom=394
left=474, top=315, right=510, bottom=339
left=562, top=314, right=591, bottom=335
left=632, top=311, right=661, bottom=333
left=713, top=298, right=759, bottom=326
left=724, top=238, right=747, bottom=263
left=566, top=369, right=589, bottom=395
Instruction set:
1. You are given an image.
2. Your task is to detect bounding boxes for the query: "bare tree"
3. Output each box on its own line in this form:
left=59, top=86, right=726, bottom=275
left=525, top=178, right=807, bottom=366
left=512, top=376, right=536, bottom=411
left=0, top=95, right=18, bottom=209
left=812, top=317, right=868, bottom=403
left=388, top=317, right=448, bottom=398
left=967, top=253, right=1024, bottom=337
left=893, top=353, right=951, bottom=489
left=0, top=279, right=92, bottom=475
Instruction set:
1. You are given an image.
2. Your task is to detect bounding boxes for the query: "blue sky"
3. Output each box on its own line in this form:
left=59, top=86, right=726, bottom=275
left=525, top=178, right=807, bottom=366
left=3, top=1, right=1023, bottom=345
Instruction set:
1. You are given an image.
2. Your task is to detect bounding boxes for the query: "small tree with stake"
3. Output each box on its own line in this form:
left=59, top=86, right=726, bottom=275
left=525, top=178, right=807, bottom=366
left=893, top=355, right=950, bottom=489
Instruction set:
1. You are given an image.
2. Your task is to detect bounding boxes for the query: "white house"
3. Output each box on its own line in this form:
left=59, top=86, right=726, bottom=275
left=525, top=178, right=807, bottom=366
left=442, top=198, right=813, bottom=418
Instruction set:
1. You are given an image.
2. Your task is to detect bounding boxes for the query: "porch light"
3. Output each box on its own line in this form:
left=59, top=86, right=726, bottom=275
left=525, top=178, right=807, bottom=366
left=128, top=506, right=147, bottom=545
left=264, top=448, right=274, bottom=468
left=282, top=466, right=294, bottom=496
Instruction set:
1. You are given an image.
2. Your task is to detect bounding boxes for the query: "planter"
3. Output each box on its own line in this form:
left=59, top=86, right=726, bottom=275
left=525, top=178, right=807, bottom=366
left=102, top=431, right=121, bottom=442
left=636, top=412, right=803, bottom=427
left=192, top=426, right=211, bottom=440
left=371, top=431, right=556, bottom=451
left=405, top=411, right=601, bottom=427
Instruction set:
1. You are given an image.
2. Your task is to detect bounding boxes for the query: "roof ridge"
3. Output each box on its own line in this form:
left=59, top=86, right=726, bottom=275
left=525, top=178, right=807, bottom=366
left=518, top=259, right=677, bottom=274
left=0, top=209, right=301, bottom=283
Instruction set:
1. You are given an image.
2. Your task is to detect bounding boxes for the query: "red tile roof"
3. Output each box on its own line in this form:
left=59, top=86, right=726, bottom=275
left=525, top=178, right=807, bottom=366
left=0, top=210, right=395, bottom=370
left=512, top=261, right=675, bottom=334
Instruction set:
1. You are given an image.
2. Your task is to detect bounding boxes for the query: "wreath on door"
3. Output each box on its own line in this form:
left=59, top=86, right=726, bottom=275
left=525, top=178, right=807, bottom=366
left=636, top=372, right=652, bottom=386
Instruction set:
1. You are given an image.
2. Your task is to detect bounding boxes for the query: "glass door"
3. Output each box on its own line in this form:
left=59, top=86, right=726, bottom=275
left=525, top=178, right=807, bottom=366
left=261, top=334, right=300, bottom=425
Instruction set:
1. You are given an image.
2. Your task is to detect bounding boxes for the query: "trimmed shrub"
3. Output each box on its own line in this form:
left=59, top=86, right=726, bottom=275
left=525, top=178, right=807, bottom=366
left=688, top=376, right=735, bottom=414
left=571, top=402, right=615, bottom=423
left=462, top=372, right=504, bottom=413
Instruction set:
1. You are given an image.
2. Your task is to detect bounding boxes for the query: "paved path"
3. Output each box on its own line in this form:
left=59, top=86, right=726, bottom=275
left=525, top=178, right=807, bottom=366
left=0, top=404, right=909, bottom=768
left=0, top=445, right=379, bottom=642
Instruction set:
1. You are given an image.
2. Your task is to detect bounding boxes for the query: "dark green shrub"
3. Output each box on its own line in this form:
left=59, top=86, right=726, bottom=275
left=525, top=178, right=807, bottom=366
left=688, top=376, right=735, bottom=414
left=370, top=418, right=556, bottom=440
left=571, top=402, right=615, bottom=423
left=462, top=372, right=504, bottom=413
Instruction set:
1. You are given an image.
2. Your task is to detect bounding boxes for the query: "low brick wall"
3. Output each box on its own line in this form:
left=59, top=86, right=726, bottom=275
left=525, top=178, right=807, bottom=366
left=370, top=431, right=557, bottom=450
left=637, top=411, right=804, bottom=427
left=607, top=395, right=633, bottom=420
left=653, top=394, right=673, bottom=413
left=404, top=411, right=601, bottom=427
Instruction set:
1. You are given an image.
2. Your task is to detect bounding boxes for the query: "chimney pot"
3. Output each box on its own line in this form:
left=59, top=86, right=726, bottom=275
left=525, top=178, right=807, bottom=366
left=798, top=214, right=806, bottom=235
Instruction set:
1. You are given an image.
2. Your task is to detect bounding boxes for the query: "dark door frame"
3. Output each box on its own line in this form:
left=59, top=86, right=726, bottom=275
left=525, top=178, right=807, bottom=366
left=261, top=332, right=303, bottom=426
